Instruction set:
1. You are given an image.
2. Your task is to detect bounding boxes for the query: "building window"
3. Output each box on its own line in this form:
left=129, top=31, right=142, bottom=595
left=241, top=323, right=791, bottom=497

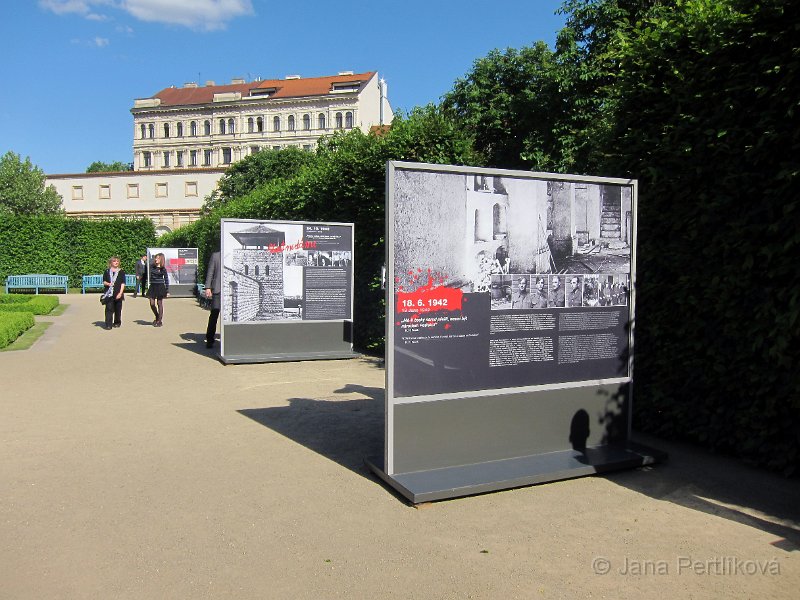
left=163, top=151, right=170, bottom=167
left=244, top=264, right=249, bottom=276
left=99, top=184, right=111, bottom=200
left=257, top=116, right=263, bottom=132
left=222, top=147, right=232, bottom=164
left=190, top=150, right=198, bottom=166
left=203, top=149, right=212, bottom=166
left=247, top=117, right=254, bottom=133
left=127, top=183, right=139, bottom=199
left=164, top=123, right=170, bottom=138
left=335, top=112, right=343, bottom=128
left=143, top=151, right=152, bottom=167
left=303, top=114, right=311, bottom=130
left=345, top=111, right=353, bottom=128
left=190, top=121, right=198, bottom=136
left=140, top=124, right=146, bottom=139
left=272, top=145, right=281, bottom=150
left=176, top=151, right=184, bottom=167
left=254, top=265, right=259, bottom=276
left=219, top=119, right=226, bottom=135
left=177, top=122, right=184, bottom=137
left=318, top=113, right=326, bottom=129
left=303, top=144, right=312, bottom=152
left=156, top=182, right=168, bottom=197
left=185, top=181, right=198, bottom=197
left=204, top=120, right=211, bottom=135
left=72, top=186, right=84, bottom=200
left=251, top=145, right=260, bottom=155
left=273, top=116, right=280, bottom=132
left=148, top=124, right=155, bottom=138
left=287, top=115, right=295, bottom=131
left=228, top=118, right=235, bottom=134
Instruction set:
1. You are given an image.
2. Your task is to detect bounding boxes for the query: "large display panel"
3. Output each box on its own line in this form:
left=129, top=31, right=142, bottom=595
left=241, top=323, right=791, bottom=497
left=370, top=162, right=663, bottom=503
left=219, top=219, right=357, bottom=364
left=147, top=247, right=198, bottom=297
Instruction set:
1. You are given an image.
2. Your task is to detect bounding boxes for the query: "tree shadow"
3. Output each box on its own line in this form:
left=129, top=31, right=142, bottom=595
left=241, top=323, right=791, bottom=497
left=238, top=385, right=385, bottom=481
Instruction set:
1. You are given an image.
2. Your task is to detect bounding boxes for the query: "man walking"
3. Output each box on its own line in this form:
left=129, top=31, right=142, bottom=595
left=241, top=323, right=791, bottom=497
left=204, top=251, right=221, bottom=348
left=134, top=254, right=147, bottom=298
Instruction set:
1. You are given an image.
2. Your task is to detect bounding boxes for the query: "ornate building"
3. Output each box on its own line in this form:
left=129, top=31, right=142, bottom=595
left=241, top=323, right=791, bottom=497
left=131, top=71, right=391, bottom=171
left=48, top=70, right=392, bottom=234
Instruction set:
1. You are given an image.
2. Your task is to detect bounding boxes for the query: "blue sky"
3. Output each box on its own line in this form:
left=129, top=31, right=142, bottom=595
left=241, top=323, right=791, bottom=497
left=0, top=0, right=566, bottom=175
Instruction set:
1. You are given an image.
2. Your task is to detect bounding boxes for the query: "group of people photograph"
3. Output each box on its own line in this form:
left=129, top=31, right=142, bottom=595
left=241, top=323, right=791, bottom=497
left=490, top=273, right=629, bottom=311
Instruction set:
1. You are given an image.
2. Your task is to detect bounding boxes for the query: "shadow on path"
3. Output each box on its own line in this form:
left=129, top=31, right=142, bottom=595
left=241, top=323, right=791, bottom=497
left=238, top=384, right=385, bottom=482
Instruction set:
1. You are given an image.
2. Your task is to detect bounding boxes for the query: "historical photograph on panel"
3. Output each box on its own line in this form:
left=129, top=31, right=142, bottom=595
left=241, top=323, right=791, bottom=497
left=582, top=274, right=601, bottom=306
left=565, top=275, right=584, bottom=307
left=221, top=222, right=304, bottom=323
left=490, top=274, right=512, bottom=310
left=598, top=274, right=629, bottom=306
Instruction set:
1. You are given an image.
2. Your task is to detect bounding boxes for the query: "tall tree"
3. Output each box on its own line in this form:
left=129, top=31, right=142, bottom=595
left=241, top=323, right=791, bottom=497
left=0, top=152, right=63, bottom=215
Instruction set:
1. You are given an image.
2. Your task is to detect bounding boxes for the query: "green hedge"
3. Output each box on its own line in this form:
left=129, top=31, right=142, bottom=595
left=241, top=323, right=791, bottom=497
left=0, top=294, right=58, bottom=315
left=0, top=215, right=156, bottom=288
left=0, top=312, right=35, bottom=348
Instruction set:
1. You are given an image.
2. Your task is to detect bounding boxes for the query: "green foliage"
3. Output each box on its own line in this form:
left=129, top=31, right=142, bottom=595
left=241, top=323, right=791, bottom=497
left=86, top=161, right=133, bottom=173
left=0, top=311, right=35, bottom=349
left=0, top=294, right=58, bottom=315
left=0, top=215, right=156, bottom=287
left=0, top=151, right=63, bottom=216
left=202, top=147, right=316, bottom=214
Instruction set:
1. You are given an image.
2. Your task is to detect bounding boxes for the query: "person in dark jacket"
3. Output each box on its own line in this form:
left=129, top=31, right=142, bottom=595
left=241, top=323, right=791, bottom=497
left=102, top=256, right=126, bottom=330
left=134, top=254, right=147, bottom=298
left=147, top=253, right=170, bottom=327
left=204, top=251, right=221, bottom=348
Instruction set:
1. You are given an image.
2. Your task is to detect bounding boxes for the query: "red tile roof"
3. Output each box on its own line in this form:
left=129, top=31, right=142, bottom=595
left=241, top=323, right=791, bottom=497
left=148, top=71, right=376, bottom=107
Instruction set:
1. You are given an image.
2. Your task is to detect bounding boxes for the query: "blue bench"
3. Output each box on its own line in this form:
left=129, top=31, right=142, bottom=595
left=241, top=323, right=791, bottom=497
left=82, top=274, right=137, bottom=294
left=5, top=274, right=69, bottom=294
left=196, top=283, right=211, bottom=308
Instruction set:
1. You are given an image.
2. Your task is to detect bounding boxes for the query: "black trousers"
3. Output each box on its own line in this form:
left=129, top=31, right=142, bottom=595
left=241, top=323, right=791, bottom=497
left=105, top=297, right=123, bottom=327
left=206, top=309, right=220, bottom=342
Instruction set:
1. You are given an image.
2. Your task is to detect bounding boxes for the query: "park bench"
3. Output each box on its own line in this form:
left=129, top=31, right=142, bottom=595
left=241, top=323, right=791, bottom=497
left=82, top=274, right=137, bottom=294
left=5, top=274, right=68, bottom=294
left=196, top=283, right=211, bottom=309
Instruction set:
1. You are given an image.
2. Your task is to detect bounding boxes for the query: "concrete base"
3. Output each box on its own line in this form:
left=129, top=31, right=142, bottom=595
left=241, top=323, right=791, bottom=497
left=366, top=441, right=667, bottom=504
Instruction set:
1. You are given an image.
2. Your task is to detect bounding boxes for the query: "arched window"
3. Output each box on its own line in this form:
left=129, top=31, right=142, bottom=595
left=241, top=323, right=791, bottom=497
left=273, top=116, right=280, bottom=132
left=257, top=116, right=263, bottom=132
left=228, top=118, right=235, bottom=134
left=254, top=265, right=259, bottom=276
left=229, top=281, right=238, bottom=322
left=492, top=203, right=507, bottom=239
left=148, top=124, right=155, bottom=138
left=335, top=112, right=343, bottom=128
left=345, top=111, right=353, bottom=128
left=204, top=120, right=211, bottom=135
left=140, top=124, right=146, bottom=139
left=288, top=115, right=295, bottom=131
left=474, top=210, right=480, bottom=242
left=303, top=114, right=311, bottom=130
left=190, top=121, right=197, bottom=136
left=176, top=122, right=183, bottom=137
left=244, top=264, right=249, bottom=276
left=318, top=113, right=326, bottom=129
left=164, top=123, right=170, bottom=138
left=247, top=117, right=254, bottom=133
left=219, top=119, right=226, bottom=134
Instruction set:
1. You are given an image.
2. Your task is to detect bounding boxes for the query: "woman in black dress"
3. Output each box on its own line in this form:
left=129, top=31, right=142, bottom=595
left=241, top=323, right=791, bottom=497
left=147, top=252, right=170, bottom=326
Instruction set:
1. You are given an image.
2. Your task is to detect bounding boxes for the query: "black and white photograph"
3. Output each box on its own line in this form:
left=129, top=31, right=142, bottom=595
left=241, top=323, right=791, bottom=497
left=565, top=274, right=584, bottom=307
left=548, top=275, right=566, bottom=307
left=490, top=273, right=513, bottom=310
left=582, top=274, right=600, bottom=306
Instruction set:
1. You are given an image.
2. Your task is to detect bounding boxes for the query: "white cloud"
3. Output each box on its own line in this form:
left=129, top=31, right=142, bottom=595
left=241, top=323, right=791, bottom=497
left=122, top=0, right=254, bottom=31
left=93, top=36, right=110, bottom=46
left=41, top=0, right=255, bottom=30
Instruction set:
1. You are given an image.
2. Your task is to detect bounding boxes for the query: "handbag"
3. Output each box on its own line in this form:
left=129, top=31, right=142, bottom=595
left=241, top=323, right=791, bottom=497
left=100, top=288, right=113, bottom=305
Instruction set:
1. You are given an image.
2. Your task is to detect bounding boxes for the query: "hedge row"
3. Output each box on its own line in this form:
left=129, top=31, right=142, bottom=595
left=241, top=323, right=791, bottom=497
left=0, top=215, right=156, bottom=288
left=0, top=311, right=35, bottom=349
left=0, top=294, right=58, bottom=315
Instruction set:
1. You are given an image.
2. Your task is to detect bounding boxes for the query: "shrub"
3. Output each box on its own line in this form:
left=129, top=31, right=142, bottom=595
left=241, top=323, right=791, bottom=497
left=0, top=312, right=35, bottom=348
left=0, top=294, right=58, bottom=315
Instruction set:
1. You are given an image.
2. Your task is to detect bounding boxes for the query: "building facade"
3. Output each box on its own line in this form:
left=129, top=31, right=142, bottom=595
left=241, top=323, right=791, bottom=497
left=131, top=71, right=391, bottom=171
left=47, top=70, right=392, bottom=233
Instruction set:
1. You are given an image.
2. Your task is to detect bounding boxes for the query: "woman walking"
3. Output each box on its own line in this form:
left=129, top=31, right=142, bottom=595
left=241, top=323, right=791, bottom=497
left=102, top=256, right=126, bottom=330
left=147, top=253, right=170, bottom=326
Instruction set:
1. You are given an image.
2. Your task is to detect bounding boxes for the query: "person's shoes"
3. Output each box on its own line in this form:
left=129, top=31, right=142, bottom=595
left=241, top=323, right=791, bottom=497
left=156, top=321, right=163, bottom=327
left=205, top=339, right=214, bottom=348
left=153, top=320, right=159, bottom=326
left=132, top=293, right=137, bottom=298
left=113, top=323, right=121, bottom=328
left=104, top=325, right=112, bottom=330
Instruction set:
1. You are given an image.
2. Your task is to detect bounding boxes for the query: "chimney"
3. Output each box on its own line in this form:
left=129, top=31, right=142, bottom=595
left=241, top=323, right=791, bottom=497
left=205, top=80, right=216, bottom=87
left=184, top=82, right=198, bottom=88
